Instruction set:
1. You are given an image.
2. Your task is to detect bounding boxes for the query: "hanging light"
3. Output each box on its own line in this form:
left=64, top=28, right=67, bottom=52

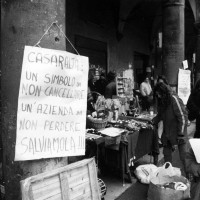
left=158, top=32, right=162, bottom=48
left=193, top=53, right=196, bottom=63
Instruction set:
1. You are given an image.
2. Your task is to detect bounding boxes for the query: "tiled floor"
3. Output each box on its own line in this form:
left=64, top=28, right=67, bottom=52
left=102, top=153, right=162, bottom=200
left=101, top=175, right=136, bottom=199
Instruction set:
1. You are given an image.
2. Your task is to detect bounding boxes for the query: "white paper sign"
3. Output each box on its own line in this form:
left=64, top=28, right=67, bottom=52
left=123, top=69, right=134, bottom=97
left=182, top=60, right=188, bottom=70
left=15, top=46, right=89, bottom=161
left=189, top=139, right=200, bottom=163
left=178, top=69, right=191, bottom=105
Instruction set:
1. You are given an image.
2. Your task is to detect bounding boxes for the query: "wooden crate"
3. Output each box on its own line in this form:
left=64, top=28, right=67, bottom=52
left=21, top=158, right=101, bottom=200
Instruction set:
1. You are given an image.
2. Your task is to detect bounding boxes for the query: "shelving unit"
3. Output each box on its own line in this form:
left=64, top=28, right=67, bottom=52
left=116, top=77, right=127, bottom=97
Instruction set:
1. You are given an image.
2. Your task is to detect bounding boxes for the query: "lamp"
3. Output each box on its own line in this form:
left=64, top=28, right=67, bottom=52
left=158, top=32, right=162, bottom=48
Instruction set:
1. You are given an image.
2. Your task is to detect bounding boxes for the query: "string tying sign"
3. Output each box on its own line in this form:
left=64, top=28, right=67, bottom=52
left=34, top=21, right=80, bottom=55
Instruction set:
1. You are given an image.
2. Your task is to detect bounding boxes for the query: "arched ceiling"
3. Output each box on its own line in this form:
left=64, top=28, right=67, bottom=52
left=79, top=0, right=196, bottom=45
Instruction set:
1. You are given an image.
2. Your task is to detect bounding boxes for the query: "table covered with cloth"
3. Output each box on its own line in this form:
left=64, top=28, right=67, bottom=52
left=104, top=127, right=159, bottom=183
left=86, top=127, right=159, bottom=184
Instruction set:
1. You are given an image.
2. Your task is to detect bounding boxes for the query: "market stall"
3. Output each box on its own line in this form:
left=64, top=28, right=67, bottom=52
left=85, top=114, right=159, bottom=185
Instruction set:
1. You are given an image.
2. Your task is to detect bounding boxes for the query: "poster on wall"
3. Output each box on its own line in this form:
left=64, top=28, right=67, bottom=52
left=15, top=46, right=89, bottom=161
left=123, top=69, right=134, bottom=98
left=178, top=69, right=191, bottom=105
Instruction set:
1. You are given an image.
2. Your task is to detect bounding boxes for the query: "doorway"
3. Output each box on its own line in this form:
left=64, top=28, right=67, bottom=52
left=75, top=35, right=107, bottom=80
left=134, top=52, right=149, bottom=88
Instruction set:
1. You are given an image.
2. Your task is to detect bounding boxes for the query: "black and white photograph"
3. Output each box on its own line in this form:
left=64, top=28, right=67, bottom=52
left=1, top=0, right=200, bottom=199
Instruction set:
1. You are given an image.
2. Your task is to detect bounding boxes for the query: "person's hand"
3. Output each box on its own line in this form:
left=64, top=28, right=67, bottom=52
left=177, top=136, right=186, bottom=145
left=172, top=145, right=178, bottom=152
left=92, top=111, right=97, bottom=118
left=148, top=120, right=153, bottom=125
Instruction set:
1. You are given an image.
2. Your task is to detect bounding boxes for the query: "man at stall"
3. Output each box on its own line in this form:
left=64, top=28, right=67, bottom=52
left=104, top=71, right=116, bottom=99
left=152, top=82, right=188, bottom=174
left=95, top=72, right=107, bottom=95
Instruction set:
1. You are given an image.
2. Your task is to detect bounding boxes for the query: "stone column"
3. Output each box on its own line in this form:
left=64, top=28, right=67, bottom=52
left=194, top=22, right=200, bottom=82
left=1, top=1, right=68, bottom=199
left=194, top=5, right=200, bottom=82
left=162, top=0, right=185, bottom=89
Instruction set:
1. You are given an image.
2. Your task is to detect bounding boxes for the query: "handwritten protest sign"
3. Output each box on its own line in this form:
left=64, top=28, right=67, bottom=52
left=178, top=69, right=191, bottom=105
left=15, top=46, right=89, bottom=161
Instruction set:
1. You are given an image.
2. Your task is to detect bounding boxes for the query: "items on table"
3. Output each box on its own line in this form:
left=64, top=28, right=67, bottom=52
left=112, top=118, right=153, bottom=130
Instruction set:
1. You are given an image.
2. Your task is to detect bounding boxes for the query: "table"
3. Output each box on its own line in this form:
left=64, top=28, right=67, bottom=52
left=86, top=127, right=159, bottom=184
left=104, top=127, right=159, bottom=184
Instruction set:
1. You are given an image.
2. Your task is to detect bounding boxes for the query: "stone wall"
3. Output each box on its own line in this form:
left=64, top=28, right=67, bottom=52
left=65, top=0, right=150, bottom=73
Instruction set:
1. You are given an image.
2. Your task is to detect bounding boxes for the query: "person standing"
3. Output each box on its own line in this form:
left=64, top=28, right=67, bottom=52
left=140, top=75, right=153, bottom=111
left=88, top=74, right=97, bottom=92
left=152, top=82, right=188, bottom=172
left=155, top=75, right=170, bottom=146
left=95, top=72, right=107, bottom=95
left=104, top=71, right=116, bottom=99
left=187, top=79, right=200, bottom=138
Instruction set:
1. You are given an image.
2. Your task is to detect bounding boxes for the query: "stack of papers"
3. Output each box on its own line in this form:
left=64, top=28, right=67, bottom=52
left=99, top=127, right=125, bottom=137
left=86, top=133, right=102, bottom=140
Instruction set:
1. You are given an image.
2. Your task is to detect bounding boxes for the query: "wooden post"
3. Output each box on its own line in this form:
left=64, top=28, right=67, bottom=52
left=162, top=0, right=185, bottom=89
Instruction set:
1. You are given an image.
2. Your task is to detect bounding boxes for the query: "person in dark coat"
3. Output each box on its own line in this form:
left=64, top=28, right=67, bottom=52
left=88, top=75, right=97, bottom=92
left=154, top=75, right=170, bottom=146
left=153, top=82, right=188, bottom=172
left=187, top=79, right=200, bottom=138
left=87, top=86, right=95, bottom=115
left=95, top=72, right=107, bottom=95
left=185, top=139, right=200, bottom=200
left=104, top=71, right=116, bottom=99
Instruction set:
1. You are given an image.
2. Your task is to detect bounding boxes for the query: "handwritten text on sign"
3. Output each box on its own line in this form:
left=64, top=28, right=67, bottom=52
left=178, top=69, right=191, bottom=105
left=15, top=46, right=89, bottom=161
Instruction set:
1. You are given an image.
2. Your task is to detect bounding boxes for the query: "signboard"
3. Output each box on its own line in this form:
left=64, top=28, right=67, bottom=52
left=178, top=69, right=191, bottom=105
left=189, top=139, right=200, bottom=163
left=15, top=46, right=89, bottom=161
left=123, top=69, right=134, bottom=98
left=182, top=60, right=188, bottom=70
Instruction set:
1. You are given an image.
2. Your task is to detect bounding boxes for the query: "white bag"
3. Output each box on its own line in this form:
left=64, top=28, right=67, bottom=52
left=134, top=164, right=158, bottom=184
left=155, top=162, right=181, bottom=178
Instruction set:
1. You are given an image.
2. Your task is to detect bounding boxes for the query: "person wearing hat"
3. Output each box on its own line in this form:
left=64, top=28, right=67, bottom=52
left=153, top=82, right=188, bottom=175
left=104, top=71, right=116, bottom=99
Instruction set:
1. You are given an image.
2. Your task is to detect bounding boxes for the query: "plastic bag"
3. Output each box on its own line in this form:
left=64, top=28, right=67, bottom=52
left=134, top=164, right=158, bottom=184
left=155, top=162, right=181, bottom=178
left=148, top=175, right=190, bottom=200
left=158, top=121, right=163, bottom=139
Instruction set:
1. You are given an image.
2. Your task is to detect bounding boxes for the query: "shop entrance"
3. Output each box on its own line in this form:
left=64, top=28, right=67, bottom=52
left=134, top=52, right=149, bottom=89
left=75, top=35, right=107, bottom=80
